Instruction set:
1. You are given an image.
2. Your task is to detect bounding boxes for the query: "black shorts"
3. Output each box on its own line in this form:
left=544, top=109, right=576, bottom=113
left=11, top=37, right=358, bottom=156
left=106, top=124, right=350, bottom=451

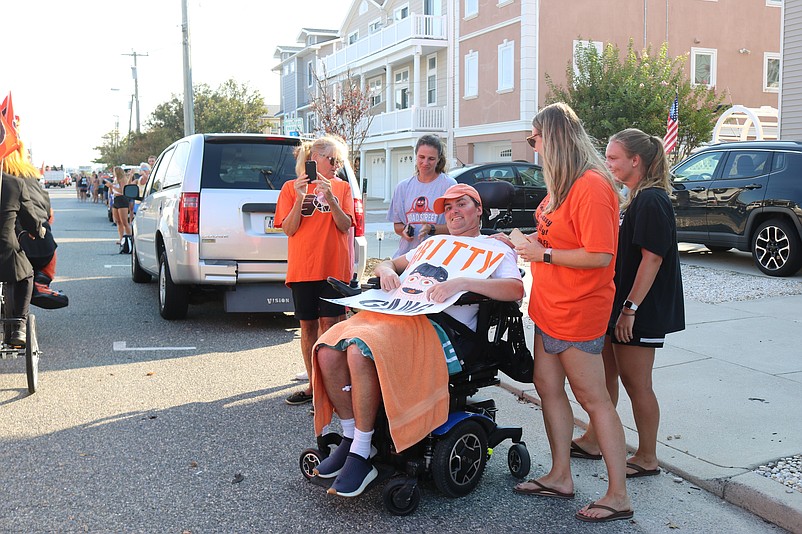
left=290, top=280, right=346, bottom=321
left=112, top=195, right=129, bottom=209
left=607, top=326, right=665, bottom=348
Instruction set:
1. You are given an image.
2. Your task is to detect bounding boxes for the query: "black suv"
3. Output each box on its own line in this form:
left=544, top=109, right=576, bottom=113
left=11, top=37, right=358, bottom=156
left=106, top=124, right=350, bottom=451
left=671, top=141, right=802, bottom=276
left=449, top=162, right=545, bottom=231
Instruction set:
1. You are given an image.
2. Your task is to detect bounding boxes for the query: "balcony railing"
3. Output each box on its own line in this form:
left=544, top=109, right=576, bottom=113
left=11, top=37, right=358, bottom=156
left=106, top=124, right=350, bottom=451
left=324, top=14, right=447, bottom=74
left=366, top=106, right=446, bottom=137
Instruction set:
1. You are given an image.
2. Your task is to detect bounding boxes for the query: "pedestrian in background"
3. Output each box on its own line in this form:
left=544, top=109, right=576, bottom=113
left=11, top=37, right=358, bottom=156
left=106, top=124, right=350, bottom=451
left=275, top=135, right=355, bottom=406
left=571, top=128, right=686, bottom=479
left=108, top=166, right=132, bottom=252
left=513, top=103, right=632, bottom=523
left=386, top=135, right=456, bottom=258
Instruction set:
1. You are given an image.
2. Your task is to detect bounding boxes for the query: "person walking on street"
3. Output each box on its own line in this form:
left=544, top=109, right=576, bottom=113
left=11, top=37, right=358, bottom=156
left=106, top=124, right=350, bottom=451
left=387, top=135, right=456, bottom=258
left=108, top=167, right=132, bottom=252
left=571, top=128, right=686, bottom=479
left=275, top=135, right=356, bottom=406
left=513, top=103, right=632, bottom=523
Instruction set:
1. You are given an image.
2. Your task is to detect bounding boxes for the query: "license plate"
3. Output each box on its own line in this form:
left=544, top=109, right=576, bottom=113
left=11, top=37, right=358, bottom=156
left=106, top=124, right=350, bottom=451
left=264, top=215, right=282, bottom=233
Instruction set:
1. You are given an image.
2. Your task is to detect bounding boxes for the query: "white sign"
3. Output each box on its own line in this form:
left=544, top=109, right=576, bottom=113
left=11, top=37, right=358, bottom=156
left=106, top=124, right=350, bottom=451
left=283, top=118, right=304, bottom=136
left=328, top=235, right=508, bottom=316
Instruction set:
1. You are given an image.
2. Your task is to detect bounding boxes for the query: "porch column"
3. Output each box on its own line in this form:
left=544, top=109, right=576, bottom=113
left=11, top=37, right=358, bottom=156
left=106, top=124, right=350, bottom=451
left=384, top=146, right=392, bottom=203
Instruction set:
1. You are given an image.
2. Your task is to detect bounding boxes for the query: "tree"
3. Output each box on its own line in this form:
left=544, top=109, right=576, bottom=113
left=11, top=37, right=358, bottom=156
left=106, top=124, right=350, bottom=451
left=546, top=41, right=725, bottom=163
left=309, top=68, right=375, bottom=166
left=95, top=79, right=267, bottom=166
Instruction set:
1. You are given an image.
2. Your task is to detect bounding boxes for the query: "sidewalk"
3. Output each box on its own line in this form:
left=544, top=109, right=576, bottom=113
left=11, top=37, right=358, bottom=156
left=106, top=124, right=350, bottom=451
left=365, top=196, right=802, bottom=532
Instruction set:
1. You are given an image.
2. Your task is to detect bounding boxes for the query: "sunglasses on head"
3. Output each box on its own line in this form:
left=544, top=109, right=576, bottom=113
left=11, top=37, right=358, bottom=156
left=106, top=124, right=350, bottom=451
left=526, top=133, right=542, bottom=148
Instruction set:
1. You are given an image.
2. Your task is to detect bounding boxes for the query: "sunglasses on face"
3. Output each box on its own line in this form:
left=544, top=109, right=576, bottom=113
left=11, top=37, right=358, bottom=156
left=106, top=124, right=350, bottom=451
left=314, top=153, right=338, bottom=166
left=526, top=133, right=542, bottom=148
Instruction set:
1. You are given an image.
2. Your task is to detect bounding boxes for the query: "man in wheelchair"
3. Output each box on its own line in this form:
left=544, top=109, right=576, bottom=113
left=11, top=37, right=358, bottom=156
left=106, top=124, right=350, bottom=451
left=311, top=184, right=524, bottom=497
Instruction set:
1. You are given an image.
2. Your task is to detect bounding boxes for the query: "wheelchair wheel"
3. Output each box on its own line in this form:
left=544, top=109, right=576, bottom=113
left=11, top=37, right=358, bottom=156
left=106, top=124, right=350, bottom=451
left=299, top=448, right=325, bottom=480
left=25, top=314, right=39, bottom=394
left=383, top=477, right=421, bottom=516
left=432, top=419, right=488, bottom=497
left=507, top=442, right=530, bottom=479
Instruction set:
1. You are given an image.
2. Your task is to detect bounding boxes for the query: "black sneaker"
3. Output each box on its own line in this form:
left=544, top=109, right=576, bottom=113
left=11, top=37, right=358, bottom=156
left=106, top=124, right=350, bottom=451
left=285, top=390, right=313, bottom=405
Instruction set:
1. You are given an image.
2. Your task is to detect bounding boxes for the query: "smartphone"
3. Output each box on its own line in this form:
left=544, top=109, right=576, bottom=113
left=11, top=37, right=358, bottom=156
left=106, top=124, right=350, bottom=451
left=509, top=228, right=530, bottom=247
left=305, top=160, right=317, bottom=180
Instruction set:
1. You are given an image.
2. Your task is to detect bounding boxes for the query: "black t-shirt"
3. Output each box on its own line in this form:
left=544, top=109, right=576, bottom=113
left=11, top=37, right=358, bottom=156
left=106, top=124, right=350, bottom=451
left=609, top=187, right=685, bottom=335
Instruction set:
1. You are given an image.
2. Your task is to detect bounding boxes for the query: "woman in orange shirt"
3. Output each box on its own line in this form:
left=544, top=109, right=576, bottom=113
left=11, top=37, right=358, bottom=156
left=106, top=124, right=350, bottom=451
left=513, top=103, right=632, bottom=523
left=275, top=135, right=355, bottom=406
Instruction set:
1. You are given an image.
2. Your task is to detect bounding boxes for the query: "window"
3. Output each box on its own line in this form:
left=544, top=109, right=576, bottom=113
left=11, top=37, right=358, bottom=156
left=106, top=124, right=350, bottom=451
left=516, top=165, right=546, bottom=187
left=764, top=53, right=780, bottom=92
left=766, top=0, right=782, bottom=6
left=673, top=151, right=723, bottom=182
left=307, top=61, right=314, bottom=87
left=163, top=142, right=190, bottom=189
left=498, top=40, right=514, bottom=92
left=348, top=31, right=359, bottom=45
left=465, top=51, right=478, bottom=98
left=427, top=55, right=437, bottom=105
left=369, top=19, right=382, bottom=34
left=394, top=4, right=409, bottom=20
left=395, top=69, right=410, bottom=110
left=465, top=0, right=478, bottom=17
left=691, top=47, right=717, bottom=87
left=721, top=151, right=771, bottom=179
left=572, top=40, right=603, bottom=77
left=368, top=77, right=383, bottom=107
left=307, top=112, right=317, bottom=133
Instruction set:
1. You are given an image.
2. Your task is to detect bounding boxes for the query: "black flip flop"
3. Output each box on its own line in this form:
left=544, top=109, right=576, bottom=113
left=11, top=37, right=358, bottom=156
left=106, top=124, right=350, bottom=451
left=575, top=501, right=634, bottom=523
left=570, top=441, right=602, bottom=460
left=626, top=461, right=661, bottom=478
left=513, top=479, right=575, bottom=499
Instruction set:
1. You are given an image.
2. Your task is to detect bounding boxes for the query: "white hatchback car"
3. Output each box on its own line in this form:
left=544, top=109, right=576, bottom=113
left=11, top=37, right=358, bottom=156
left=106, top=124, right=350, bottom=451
left=125, top=133, right=367, bottom=319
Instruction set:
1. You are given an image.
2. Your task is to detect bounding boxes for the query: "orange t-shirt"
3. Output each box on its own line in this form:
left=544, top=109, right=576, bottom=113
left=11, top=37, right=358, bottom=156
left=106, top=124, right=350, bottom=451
left=528, top=170, right=619, bottom=341
left=275, top=178, right=355, bottom=284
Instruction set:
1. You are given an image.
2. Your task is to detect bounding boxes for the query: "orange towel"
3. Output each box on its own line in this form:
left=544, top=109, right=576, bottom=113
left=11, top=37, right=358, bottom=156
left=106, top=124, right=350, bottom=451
left=312, top=311, right=449, bottom=452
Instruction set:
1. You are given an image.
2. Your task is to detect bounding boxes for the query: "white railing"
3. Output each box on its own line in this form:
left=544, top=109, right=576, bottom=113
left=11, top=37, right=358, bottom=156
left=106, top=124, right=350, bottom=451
left=366, top=106, right=446, bottom=136
left=324, top=14, right=447, bottom=74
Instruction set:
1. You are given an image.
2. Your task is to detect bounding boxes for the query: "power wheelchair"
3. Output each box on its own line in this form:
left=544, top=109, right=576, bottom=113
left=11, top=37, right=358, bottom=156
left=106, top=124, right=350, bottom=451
left=298, top=272, right=534, bottom=515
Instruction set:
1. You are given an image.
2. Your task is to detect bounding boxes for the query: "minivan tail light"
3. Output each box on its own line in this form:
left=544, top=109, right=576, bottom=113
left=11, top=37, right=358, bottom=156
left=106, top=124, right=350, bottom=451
left=178, top=192, right=200, bottom=234
left=353, top=197, right=365, bottom=237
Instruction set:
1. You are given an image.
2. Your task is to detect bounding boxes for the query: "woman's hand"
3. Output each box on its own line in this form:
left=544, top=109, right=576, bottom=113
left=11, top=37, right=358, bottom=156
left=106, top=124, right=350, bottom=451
left=488, top=232, right=514, bottom=250
left=514, top=234, right=543, bottom=263
left=293, top=174, right=310, bottom=197
left=614, top=311, right=635, bottom=343
left=313, top=174, right=334, bottom=202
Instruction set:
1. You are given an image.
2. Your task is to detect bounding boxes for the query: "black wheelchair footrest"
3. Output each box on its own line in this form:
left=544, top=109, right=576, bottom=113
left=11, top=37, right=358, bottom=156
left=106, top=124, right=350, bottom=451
left=487, top=426, right=523, bottom=449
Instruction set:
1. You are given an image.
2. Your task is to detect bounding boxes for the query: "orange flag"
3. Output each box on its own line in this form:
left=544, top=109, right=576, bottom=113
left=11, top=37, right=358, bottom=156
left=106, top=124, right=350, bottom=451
left=0, top=92, right=21, bottom=160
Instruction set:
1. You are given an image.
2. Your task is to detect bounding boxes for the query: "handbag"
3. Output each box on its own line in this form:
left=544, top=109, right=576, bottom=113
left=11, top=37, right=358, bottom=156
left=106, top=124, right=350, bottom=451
left=17, top=222, right=57, bottom=260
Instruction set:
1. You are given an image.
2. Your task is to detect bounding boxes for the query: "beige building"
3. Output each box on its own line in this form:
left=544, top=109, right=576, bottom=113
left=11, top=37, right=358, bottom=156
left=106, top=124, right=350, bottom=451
left=454, top=0, right=782, bottom=165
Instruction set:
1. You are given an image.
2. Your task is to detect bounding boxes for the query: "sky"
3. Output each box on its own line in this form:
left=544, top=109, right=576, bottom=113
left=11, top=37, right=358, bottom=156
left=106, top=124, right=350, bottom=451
left=3, top=0, right=352, bottom=168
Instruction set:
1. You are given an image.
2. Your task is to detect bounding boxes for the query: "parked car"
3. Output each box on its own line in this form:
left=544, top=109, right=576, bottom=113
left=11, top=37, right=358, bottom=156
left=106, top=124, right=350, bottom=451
left=448, top=161, right=545, bottom=231
left=124, top=133, right=367, bottom=319
left=671, top=140, right=802, bottom=276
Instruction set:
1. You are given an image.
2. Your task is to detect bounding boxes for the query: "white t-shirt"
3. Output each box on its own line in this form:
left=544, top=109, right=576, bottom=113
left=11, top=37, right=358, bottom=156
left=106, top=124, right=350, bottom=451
left=387, top=173, right=457, bottom=257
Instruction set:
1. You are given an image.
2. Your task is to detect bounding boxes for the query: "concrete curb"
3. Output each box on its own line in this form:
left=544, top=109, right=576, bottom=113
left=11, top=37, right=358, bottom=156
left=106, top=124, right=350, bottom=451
left=499, top=379, right=802, bottom=534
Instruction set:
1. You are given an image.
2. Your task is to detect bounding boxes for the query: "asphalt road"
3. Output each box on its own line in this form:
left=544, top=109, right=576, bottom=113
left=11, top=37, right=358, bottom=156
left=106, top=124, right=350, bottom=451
left=0, top=188, right=785, bottom=533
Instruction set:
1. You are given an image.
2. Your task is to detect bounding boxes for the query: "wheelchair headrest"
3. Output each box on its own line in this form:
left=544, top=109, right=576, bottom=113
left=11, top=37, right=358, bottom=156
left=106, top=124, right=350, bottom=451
left=472, top=180, right=515, bottom=209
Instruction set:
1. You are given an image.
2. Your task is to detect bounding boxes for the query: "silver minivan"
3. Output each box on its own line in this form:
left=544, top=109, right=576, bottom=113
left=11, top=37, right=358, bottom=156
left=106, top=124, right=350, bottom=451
left=125, top=133, right=367, bottom=319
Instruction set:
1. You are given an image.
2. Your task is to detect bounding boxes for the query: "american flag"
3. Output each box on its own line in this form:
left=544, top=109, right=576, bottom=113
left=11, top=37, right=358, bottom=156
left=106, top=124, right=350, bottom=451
left=664, top=93, right=679, bottom=154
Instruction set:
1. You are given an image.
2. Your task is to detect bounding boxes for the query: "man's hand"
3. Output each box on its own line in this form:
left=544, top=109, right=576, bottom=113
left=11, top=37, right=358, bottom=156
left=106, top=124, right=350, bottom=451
left=375, top=260, right=402, bottom=292
left=426, top=278, right=466, bottom=303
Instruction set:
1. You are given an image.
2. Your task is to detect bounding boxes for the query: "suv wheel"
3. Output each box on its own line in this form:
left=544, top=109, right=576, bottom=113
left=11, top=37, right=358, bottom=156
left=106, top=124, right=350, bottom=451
left=752, top=218, right=802, bottom=277
left=131, top=240, right=151, bottom=283
left=158, top=251, right=189, bottom=319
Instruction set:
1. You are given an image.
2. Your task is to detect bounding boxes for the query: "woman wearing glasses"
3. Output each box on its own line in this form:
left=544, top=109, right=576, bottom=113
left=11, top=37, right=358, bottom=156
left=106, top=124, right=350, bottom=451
left=513, top=103, right=633, bottom=523
left=275, top=135, right=356, bottom=407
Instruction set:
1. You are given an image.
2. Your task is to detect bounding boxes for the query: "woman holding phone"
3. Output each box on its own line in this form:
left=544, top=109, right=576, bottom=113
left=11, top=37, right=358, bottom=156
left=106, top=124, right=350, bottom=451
left=275, top=135, right=356, bottom=407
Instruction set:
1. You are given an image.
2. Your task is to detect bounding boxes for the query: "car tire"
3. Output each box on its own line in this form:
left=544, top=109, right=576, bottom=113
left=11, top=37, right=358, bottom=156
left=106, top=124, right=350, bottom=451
left=131, top=240, right=152, bottom=283
left=752, top=218, right=802, bottom=277
left=158, top=251, right=189, bottom=319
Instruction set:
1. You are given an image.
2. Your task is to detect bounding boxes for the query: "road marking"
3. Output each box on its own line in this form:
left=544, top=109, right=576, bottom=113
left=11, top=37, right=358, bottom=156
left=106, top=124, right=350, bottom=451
left=104, top=264, right=129, bottom=268
left=113, top=341, right=196, bottom=351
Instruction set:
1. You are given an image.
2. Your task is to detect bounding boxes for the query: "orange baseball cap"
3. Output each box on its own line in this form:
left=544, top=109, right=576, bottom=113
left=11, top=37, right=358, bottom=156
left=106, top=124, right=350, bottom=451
left=433, top=184, right=483, bottom=214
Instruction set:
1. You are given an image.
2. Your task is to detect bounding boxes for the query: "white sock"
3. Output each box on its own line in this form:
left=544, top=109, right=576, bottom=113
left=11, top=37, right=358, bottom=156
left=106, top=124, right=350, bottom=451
left=350, top=428, right=374, bottom=459
left=340, top=418, right=355, bottom=440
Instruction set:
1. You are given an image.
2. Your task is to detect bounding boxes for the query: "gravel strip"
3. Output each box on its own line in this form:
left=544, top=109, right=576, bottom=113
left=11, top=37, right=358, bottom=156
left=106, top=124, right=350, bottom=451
left=679, top=263, right=802, bottom=303
left=756, top=456, right=802, bottom=494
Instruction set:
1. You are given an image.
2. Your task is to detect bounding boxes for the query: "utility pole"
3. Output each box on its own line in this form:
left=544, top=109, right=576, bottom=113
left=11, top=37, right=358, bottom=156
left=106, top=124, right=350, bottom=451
left=181, top=0, right=195, bottom=135
left=122, top=50, right=148, bottom=134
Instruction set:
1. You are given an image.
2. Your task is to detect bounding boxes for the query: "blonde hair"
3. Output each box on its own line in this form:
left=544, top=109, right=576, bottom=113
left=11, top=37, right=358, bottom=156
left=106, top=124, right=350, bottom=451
left=608, top=128, right=672, bottom=211
left=293, top=135, right=349, bottom=177
left=532, top=102, right=616, bottom=213
left=1, top=141, right=41, bottom=179
left=113, top=166, right=129, bottom=185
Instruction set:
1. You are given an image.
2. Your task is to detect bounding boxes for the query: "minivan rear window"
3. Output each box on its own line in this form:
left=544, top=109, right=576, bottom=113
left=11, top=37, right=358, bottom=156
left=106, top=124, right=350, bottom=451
left=200, top=140, right=299, bottom=190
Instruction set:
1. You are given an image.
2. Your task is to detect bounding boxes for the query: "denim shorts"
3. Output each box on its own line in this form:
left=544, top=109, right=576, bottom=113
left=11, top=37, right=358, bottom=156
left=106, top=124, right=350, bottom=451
left=534, top=324, right=605, bottom=355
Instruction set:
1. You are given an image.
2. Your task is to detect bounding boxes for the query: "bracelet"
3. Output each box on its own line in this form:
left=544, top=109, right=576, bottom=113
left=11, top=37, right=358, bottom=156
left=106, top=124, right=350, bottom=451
left=620, top=311, right=636, bottom=317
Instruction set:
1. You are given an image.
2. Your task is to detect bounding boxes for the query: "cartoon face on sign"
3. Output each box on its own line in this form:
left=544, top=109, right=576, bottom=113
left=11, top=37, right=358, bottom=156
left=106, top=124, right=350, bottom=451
left=399, top=263, right=448, bottom=302
left=412, top=196, right=429, bottom=213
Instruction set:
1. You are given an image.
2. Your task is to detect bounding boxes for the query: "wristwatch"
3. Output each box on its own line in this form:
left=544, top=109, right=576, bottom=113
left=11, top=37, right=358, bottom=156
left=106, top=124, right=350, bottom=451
left=623, top=300, right=639, bottom=311
left=543, top=248, right=553, bottom=264
left=428, top=224, right=437, bottom=236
